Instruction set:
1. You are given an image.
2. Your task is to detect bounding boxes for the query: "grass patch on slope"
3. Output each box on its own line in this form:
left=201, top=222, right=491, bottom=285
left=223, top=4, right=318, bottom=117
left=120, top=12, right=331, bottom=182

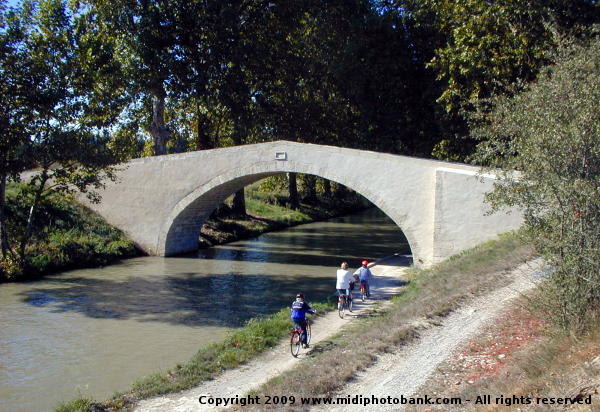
left=244, top=232, right=535, bottom=408
left=199, top=189, right=369, bottom=247
left=1, top=183, right=138, bottom=282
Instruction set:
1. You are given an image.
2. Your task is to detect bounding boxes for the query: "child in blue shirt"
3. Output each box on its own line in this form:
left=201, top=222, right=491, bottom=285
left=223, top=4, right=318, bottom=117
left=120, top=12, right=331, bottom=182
left=290, top=292, right=315, bottom=348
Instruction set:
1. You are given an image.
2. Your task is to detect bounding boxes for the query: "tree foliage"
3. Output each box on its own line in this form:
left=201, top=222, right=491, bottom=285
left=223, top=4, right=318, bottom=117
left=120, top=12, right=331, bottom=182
left=473, top=38, right=600, bottom=332
left=0, top=0, right=121, bottom=275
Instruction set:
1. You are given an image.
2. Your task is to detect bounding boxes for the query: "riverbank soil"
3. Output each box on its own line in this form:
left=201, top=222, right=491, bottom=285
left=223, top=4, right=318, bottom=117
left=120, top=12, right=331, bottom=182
left=198, top=201, right=371, bottom=248
left=405, top=305, right=600, bottom=412
left=133, top=257, right=551, bottom=412
left=133, top=255, right=412, bottom=412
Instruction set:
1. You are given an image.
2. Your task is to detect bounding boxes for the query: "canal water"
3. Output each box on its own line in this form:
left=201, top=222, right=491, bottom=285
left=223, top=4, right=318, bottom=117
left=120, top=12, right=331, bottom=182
left=0, top=208, right=409, bottom=412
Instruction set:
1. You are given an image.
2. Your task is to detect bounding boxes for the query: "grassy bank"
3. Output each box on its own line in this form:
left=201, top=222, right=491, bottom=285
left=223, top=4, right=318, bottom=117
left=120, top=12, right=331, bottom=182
left=56, top=302, right=333, bottom=412
left=57, top=232, right=535, bottom=412
left=199, top=187, right=370, bottom=246
left=1, top=182, right=369, bottom=282
left=0, top=183, right=138, bottom=282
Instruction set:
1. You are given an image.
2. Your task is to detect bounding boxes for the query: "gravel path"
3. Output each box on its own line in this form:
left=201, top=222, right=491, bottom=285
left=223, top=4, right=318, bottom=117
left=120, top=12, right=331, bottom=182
left=133, top=256, right=411, bottom=412
left=321, top=258, right=547, bottom=412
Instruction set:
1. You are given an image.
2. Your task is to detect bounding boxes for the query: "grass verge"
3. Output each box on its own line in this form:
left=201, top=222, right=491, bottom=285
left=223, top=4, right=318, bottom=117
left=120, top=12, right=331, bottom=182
left=199, top=189, right=370, bottom=246
left=1, top=183, right=138, bottom=282
left=56, top=232, right=533, bottom=412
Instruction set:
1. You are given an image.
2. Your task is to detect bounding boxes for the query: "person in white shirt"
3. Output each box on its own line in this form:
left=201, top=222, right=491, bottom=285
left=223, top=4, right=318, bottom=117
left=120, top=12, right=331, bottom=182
left=336, top=261, right=353, bottom=299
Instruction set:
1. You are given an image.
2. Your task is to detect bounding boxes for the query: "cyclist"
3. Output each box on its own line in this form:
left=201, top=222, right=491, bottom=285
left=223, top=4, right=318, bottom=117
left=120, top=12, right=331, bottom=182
left=290, top=293, right=315, bottom=348
left=359, top=260, right=373, bottom=297
left=336, top=262, right=353, bottom=309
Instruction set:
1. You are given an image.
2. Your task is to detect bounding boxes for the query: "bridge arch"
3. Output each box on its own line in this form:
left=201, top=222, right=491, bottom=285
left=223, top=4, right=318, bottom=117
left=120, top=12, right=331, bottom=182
left=158, top=160, right=421, bottom=262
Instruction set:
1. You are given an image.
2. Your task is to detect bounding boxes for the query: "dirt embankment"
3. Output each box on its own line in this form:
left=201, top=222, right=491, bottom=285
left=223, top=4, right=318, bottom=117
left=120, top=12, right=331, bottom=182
left=322, top=259, right=546, bottom=412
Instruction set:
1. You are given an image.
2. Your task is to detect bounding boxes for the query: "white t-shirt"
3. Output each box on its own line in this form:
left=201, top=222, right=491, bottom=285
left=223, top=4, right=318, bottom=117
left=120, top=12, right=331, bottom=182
left=336, top=269, right=353, bottom=290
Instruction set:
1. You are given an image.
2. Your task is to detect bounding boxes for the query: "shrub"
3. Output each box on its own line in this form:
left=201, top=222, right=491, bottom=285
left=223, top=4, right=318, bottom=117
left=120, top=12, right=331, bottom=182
left=473, top=37, right=600, bottom=332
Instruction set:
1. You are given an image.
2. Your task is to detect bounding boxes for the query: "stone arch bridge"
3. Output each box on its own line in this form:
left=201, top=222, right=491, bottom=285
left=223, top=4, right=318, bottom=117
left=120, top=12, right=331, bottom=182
left=81, top=141, right=522, bottom=267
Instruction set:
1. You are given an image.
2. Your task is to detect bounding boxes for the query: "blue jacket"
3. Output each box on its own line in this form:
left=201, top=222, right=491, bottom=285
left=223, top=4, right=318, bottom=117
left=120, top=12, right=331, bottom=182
left=359, top=267, right=372, bottom=282
left=290, top=300, right=315, bottom=321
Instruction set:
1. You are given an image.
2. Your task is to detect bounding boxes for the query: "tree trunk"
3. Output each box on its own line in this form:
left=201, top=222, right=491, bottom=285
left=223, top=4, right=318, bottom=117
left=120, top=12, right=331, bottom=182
left=149, top=87, right=170, bottom=156
left=229, top=109, right=247, bottom=214
left=303, top=174, right=318, bottom=203
left=231, top=188, right=246, bottom=215
left=18, top=171, right=49, bottom=268
left=288, top=172, right=299, bottom=210
left=0, top=173, right=8, bottom=258
left=196, top=101, right=211, bottom=150
left=323, top=179, right=331, bottom=197
left=334, top=182, right=347, bottom=198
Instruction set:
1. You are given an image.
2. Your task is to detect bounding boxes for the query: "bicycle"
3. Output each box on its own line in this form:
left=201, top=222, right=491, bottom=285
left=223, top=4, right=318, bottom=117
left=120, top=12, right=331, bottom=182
left=290, top=320, right=312, bottom=357
left=337, top=293, right=353, bottom=318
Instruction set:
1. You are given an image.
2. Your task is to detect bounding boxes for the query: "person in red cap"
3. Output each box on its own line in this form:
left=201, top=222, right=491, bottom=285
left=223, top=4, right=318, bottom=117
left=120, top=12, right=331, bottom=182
left=359, top=260, right=372, bottom=297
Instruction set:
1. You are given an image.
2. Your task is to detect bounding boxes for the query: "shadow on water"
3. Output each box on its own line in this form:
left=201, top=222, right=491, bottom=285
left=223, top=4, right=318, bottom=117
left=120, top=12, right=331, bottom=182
left=19, top=273, right=337, bottom=328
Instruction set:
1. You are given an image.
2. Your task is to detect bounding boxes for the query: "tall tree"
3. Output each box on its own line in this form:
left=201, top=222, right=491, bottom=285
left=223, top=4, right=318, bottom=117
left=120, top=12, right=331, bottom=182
left=208, top=1, right=311, bottom=213
left=82, top=0, right=179, bottom=155
left=1, top=0, right=120, bottom=271
left=426, top=0, right=552, bottom=113
left=414, top=0, right=600, bottom=159
left=0, top=0, right=32, bottom=258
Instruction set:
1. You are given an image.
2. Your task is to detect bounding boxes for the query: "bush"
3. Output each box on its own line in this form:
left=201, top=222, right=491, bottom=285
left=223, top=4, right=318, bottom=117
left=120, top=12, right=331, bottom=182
left=473, top=37, right=600, bottom=332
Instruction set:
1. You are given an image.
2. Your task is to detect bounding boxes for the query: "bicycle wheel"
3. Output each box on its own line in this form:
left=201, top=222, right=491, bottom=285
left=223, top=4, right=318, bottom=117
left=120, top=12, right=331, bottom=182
left=306, top=323, right=312, bottom=345
left=290, top=331, right=301, bottom=357
left=338, top=300, right=345, bottom=318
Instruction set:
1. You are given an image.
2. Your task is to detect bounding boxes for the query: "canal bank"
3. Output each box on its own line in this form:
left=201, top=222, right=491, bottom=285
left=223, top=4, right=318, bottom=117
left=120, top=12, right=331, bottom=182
left=79, top=233, right=533, bottom=412
left=1, top=209, right=409, bottom=412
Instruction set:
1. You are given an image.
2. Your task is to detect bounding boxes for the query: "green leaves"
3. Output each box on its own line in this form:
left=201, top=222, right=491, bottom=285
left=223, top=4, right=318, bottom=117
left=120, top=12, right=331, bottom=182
left=0, top=0, right=127, bottom=273
left=473, top=38, right=600, bottom=332
left=427, top=0, right=552, bottom=113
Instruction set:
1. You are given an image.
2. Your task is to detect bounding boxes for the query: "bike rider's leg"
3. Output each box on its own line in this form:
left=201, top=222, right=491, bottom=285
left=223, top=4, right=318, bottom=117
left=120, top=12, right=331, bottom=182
left=346, top=288, right=352, bottom=311
left=294, top=320, right=303, bottom=342
left=300, top=319, right=308, bottom=346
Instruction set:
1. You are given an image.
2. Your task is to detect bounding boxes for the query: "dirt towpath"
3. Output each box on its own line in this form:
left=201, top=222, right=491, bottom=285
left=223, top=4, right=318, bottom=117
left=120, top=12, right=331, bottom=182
left=321, top=258, right=547, bottom=412
left=134, top=256, right=411, bottom=412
